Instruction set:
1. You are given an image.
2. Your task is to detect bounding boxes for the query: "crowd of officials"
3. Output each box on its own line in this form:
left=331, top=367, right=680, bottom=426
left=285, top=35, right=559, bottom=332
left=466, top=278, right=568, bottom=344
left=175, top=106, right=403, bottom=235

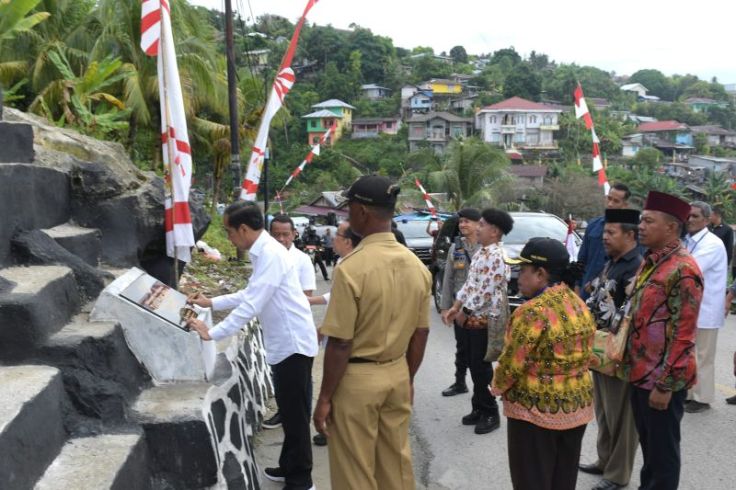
left=183, top=174, right=735, bottom=490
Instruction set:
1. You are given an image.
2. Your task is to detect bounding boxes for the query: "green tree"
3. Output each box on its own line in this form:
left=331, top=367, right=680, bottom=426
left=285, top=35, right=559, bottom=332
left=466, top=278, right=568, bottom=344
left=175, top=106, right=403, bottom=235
left=503, top=63, right=541, bottom=100
left=629, top=69, right=673, bottom=100
left=428, top=138, right=511, bottom=210
left=631, top=147, right=664, bottom=172
left=449, top=45, right=468, bottom=64
left=0, top=0, right=49, bottom=42
left=703, top=172, right=733, bottom=209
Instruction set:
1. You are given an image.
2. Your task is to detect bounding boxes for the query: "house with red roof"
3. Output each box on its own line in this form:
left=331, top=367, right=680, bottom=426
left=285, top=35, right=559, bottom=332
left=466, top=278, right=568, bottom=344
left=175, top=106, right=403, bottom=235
left=476, top=97, right=563, bottom=151
left=636, top=120, right=693, bottom=146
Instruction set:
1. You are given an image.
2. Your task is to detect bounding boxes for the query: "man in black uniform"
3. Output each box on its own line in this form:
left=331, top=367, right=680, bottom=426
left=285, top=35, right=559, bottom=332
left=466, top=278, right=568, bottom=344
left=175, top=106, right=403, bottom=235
left=709, top=206, right=733, bottom=276
left=580, top=208, right=642, bottom=490
left=303, top=227, right=329, bottom=281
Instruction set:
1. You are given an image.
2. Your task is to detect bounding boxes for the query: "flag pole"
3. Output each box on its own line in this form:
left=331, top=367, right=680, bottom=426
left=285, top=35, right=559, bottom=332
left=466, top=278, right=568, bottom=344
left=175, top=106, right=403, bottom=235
left=159, top=4, right=180, bottom=289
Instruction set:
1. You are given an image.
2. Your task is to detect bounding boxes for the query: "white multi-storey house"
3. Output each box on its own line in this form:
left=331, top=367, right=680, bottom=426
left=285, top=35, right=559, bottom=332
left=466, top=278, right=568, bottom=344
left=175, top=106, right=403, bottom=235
left=476, top=97, right=563, bottom=150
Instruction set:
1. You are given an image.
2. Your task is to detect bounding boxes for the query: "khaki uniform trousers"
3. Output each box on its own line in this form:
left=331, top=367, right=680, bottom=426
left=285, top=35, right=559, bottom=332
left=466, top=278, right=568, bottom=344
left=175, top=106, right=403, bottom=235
left=328, top=357, right=414, bottom=490
left=690, top=328, right=719, bottom=404
left=593, top=372, right=638, bottom=485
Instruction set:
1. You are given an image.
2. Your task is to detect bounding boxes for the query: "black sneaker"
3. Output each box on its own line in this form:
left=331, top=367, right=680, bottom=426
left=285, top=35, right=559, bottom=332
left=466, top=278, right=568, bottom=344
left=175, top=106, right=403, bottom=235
left=442, top=382, right=469, bottom=397
left=684, top=400, right=711, bottom=413
left=263, top=412, right=282, bottom=429
left=474, top=414, right=500, bottom=434
left=461, top=409, right=482, bottom=425
left=263, top=467, right=286, bottom=482
left=313, top=433, right=327, bottom=446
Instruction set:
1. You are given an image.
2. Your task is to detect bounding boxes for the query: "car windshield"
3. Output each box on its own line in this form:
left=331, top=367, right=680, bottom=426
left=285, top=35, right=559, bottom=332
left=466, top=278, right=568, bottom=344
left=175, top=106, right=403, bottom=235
left=396, top=220, right=430, bottom=239
left=505, top=215, right=568, bottom=244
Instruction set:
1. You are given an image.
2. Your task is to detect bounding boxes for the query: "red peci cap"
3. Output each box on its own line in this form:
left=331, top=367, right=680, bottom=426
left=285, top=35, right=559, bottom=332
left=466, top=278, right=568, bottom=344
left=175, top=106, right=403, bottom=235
left=643, top=191, right=690, bottom=223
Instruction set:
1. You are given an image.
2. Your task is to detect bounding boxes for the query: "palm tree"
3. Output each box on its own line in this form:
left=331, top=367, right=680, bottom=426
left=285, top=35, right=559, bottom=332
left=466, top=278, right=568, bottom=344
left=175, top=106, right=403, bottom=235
left=428, top=137, right=512, bottom=210
left=703, top=171, right=733, bottom=209
left=0, top=0, right=49, bottom=88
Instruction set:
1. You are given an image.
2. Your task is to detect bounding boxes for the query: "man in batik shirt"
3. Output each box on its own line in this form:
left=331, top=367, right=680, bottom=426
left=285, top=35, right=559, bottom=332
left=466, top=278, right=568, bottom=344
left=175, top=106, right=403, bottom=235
left=626, top=191, right=703, bottom=490
left=581, top=209, right=641, bottom=490
left=445, top=208, right=514, bottom=435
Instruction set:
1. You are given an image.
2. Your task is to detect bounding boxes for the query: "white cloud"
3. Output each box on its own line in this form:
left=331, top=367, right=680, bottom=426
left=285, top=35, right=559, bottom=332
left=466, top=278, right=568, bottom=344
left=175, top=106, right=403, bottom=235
left=189, top=0, right=736, bottom=82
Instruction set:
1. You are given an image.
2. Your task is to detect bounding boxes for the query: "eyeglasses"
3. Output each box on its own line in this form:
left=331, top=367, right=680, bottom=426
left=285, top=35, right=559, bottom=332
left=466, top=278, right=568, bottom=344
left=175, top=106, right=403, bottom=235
left=336, top=233, right=348, bottom=238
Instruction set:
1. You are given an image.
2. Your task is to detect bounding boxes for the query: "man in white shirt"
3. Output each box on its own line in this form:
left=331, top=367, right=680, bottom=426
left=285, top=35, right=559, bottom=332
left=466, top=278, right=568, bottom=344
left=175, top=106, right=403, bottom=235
left=684, top=201, right=728, bottom=414
left=271, top=214, right=316, bottom=296
left=187, top=201, right=318, bottom=490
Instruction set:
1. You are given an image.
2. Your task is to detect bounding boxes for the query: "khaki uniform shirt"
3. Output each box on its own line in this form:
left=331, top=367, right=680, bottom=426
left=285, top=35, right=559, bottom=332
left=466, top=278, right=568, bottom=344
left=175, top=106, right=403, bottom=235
left=321, top=232, right=432, bottom=362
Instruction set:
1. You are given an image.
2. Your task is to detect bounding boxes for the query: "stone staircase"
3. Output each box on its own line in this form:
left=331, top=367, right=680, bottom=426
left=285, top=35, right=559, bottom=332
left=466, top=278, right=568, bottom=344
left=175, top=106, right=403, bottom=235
left=0, top=119, right=220, bottom=488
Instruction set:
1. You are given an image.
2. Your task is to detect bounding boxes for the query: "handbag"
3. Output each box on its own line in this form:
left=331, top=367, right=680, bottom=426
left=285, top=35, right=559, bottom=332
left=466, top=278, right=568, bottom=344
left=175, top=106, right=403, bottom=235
left=484, top=289, right=509, bottom=362
left=605, top=300, right=632, bottom=362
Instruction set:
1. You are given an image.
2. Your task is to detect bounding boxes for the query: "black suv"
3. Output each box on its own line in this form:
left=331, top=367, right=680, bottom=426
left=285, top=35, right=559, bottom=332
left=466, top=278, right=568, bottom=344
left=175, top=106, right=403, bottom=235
left=431, top=212, right=581, bottom=311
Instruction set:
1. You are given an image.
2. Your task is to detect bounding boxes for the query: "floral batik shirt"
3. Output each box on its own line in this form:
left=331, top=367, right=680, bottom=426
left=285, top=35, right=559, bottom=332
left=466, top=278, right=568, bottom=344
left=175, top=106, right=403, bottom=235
left=491, top=284, right=596, bottom=430
left=586, top=247, right=642, bottom=331
left=456, top=242, right=509, bottom=321
left=625, top=240, right=703, bottom=392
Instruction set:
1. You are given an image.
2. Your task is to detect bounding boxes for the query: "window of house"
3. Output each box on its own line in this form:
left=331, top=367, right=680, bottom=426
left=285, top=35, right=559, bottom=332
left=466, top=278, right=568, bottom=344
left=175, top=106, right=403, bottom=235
left=490, top=116, right=497, bottom=124
left=530, top=115, right=537, bottom=123
left=544, top=116, right=552, bottom=125
left=386, top=122, right=393, bottom=129
left=310, top=120, right=316, bottom=128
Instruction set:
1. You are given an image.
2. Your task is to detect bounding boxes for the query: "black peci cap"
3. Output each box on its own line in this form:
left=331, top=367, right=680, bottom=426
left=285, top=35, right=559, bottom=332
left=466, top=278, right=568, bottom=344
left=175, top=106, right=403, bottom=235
left=605, top=208, right=641, bottom=225
left=342, top=175, right=400, bottom=208
left=505, top=237, right=569, bottom=267
left=457, top=208, right=481, bottom=222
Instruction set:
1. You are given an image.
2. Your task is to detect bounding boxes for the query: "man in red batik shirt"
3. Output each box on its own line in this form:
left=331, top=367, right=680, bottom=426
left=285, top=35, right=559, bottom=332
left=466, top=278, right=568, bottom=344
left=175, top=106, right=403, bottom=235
left=625, top=191, right=703, bottom=490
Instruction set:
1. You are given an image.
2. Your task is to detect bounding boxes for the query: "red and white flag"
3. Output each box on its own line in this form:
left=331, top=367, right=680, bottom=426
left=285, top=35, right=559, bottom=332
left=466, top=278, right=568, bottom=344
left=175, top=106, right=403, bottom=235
left=281, top=127, right=333, bottom=190
left=241, top=0, right=319, bottom=201
left=574, top=82, right=609, bottom=195
left=141, top=0, right=195, bottom=262
left=415, top=178, right=437, bottom=218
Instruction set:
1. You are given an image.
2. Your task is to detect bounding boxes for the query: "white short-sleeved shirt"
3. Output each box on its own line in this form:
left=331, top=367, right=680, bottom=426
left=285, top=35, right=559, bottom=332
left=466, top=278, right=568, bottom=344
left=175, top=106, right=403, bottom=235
left=289, top=245, right=316, bottom=292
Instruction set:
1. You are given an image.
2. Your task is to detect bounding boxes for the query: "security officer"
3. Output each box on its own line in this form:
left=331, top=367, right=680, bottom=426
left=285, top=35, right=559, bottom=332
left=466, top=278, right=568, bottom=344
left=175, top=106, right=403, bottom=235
left=313, top=175, right=432, bottom=490
left=439, top=208, right=482, bottom=396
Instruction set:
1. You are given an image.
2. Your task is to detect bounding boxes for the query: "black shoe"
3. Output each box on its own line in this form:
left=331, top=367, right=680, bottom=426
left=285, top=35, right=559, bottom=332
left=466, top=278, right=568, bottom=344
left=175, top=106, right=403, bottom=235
left=461, top=409, right=482, bottom=425
left=442, top=382, right=469, bottom=397
left=474, top=414, right=500, bottom=434
left=685, top=400, right=711, bottom=413
left=578, top=462, right=604, bottom=475
left=264, top=467, right=286, bottom=482
left=313, top=433, right=327, bottom=446
left=283, top=485, right=315, bottom=490
left=727, top=394, right=736, bottom=405
left=592, top=479, right=624, bottom=490
left=262, top=412, right=282, bottom=429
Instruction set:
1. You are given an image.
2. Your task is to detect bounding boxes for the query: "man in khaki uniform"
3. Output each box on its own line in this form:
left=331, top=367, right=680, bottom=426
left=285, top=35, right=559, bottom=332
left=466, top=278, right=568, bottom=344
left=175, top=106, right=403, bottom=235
left=313, top=175, right=432, bottom=490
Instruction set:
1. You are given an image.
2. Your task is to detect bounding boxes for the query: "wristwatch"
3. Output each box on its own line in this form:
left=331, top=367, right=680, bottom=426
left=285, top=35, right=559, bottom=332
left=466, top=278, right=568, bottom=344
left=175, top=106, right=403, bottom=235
left=462, top=306, right=473, bottom=316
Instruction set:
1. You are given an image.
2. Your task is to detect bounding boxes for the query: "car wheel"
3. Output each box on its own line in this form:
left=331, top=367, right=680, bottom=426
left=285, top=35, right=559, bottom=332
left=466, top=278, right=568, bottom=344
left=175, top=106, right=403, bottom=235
left=433, top=273, right=443, bottom=313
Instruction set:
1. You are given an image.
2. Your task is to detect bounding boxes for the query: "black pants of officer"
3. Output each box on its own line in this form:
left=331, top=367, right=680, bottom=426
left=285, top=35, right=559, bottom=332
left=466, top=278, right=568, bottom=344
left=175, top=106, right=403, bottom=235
left=323, top=247, right=334, bottom=266
left=313, top=253, right=328, bottom=280
left=453, top=322, right=469, bottom=385
left=272, top=353, right=314, bottom=489
left=508, top=418, right=587, bottom=490
left=462, top=327, right=497, bottom=416
left=631, top=386, right=686, bottom=490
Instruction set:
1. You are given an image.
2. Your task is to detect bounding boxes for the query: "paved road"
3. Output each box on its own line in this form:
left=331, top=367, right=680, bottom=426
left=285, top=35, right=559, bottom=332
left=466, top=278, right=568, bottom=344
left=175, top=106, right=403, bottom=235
left=412, top=306, right=736, bottom=490
left=256, top=273, right=736, bottom=489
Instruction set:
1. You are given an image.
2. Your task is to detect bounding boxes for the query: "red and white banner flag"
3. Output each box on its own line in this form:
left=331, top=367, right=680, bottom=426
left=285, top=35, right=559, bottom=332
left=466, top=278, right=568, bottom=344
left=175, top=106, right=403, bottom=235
left=414, top=178, right=437, bottom=218
left=240, top=0, right=319, bottom=201
left=574, top=83, right=609, bottom=195
left=281, top=127, right=333, bottom=190
left=141, top=0, right=195, bottom=262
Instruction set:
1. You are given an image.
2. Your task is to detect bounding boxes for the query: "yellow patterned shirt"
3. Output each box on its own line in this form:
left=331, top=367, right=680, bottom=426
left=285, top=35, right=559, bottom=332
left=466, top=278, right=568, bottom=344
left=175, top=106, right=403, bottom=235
left=491, top=284, right=595, bottom=430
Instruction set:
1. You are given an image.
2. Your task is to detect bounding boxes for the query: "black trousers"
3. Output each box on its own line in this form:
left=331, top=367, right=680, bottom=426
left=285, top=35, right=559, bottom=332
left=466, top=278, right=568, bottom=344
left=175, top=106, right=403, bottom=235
left=631, top=385, right=686, bottom=490
left=272, top=354, right=314, bottom=488
left=453, top=322, right=468, bottom=384
left=508, top=418, right=587, bottom=490
left=462, top=327, right=497, bottom=415
left=323, top=247, right=334, bottom=266
left=313, top=253, right=328, bottom=280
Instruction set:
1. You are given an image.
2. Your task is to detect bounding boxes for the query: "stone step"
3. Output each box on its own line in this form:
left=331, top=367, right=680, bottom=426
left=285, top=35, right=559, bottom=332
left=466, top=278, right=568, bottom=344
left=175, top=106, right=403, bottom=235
left=38, top=315, right=150, bottom=422
left=0, top=265, right=81, bottom=359
left=0, top=365, right=66, bottom=490
left=41, top=223, right=102, bottom=267
left=35, top=433, right=151, bottom=490
left=131, top=383, right=218, bottom=488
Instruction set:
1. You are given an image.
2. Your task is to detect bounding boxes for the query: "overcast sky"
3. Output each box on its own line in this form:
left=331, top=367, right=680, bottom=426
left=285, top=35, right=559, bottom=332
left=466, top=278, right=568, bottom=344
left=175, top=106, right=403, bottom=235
left=190, top=0, right=736, bottom=83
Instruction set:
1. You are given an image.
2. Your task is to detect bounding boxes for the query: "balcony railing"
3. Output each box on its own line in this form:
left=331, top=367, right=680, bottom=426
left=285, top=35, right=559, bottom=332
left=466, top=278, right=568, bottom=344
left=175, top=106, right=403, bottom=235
left=500, top=125, right=516, bottom=134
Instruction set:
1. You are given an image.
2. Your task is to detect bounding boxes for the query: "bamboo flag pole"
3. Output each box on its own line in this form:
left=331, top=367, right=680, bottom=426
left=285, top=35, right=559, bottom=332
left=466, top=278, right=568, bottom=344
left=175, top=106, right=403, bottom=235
left=159, top=5, right=180, bottom=289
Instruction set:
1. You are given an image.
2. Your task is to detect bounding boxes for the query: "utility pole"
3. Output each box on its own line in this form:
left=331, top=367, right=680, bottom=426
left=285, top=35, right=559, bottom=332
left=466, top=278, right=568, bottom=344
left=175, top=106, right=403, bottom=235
left=224, top=0, right=241, bottom=200
left=264, top=147, right=270, bottom=218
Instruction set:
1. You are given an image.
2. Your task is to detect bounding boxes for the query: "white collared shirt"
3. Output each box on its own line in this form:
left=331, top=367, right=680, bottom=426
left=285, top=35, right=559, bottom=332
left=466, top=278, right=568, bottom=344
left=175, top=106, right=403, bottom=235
left=289, top=244, right=316, bottom=292
left=209, top=232, right=318, bottom=364
left=686, top=227, right=727, bottom=329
